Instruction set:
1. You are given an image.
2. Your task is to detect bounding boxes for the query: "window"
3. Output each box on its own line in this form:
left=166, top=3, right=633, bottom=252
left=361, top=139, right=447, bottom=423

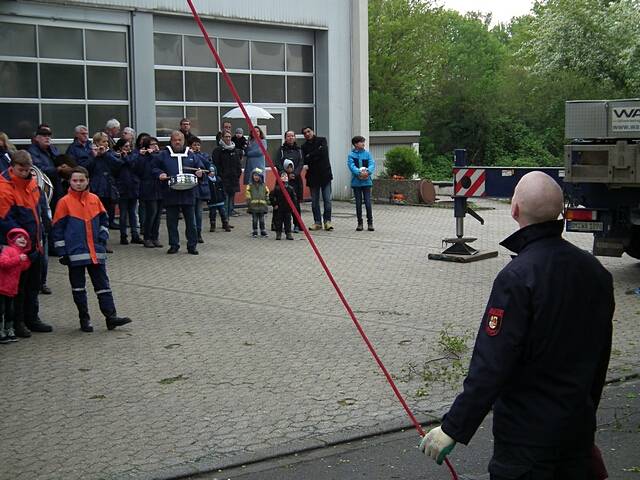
left=252, top=75, right=285, bottom=103
left=154, top=33, right=315, bottom=144
left=154, top=33, right=182, bottom=66
left=0, top=21, right=130, bottom=142
left=0, top=23, right=36, bottom=57
left=219, top=39, right=249, bottom=69
left=0, top=62, right=38, bottom=98
left=287, top=44, right=313, bottom=73
left=251, top=41, right=284, bottom=71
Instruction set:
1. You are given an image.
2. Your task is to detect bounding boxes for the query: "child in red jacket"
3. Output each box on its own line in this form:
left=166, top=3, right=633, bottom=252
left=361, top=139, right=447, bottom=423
left=0, top=228, right=31, bottom=343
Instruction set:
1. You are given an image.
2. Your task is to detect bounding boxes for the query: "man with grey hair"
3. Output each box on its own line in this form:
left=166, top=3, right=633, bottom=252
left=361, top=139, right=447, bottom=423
left=104, top=118, right=121, bottom=149
left=103, top=118, right=121, bottom=229
left=420, top=172, right=614, bottom=479
left=121, top=127, right=135, bottom=143
left=67, top=124, right=94, bottom=167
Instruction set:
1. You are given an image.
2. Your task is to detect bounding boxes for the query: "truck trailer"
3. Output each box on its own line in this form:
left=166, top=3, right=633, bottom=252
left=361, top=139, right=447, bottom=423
left=564, top=99, right=640, bottom=259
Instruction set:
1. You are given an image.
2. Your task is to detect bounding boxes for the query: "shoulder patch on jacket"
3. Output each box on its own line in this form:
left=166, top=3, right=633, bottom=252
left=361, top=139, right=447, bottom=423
left=485, top=308, right=504, bottom=336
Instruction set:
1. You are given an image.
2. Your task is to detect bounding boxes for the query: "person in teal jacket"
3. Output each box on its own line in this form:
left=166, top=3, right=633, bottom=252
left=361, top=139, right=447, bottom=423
left=347, top=136, right=375, bottom=231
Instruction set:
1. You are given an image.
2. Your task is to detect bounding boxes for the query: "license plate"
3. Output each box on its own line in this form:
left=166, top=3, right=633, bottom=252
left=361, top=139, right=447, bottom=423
left=567, top=221, right=604, bottom=232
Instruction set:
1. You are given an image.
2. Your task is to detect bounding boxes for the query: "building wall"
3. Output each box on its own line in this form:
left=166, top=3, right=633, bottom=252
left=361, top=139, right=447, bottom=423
left=0, top=0, right=369, bottom=199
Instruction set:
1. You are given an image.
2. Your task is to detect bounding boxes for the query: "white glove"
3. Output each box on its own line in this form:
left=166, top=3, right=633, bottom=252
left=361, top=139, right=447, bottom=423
left=419, top=426, right=456, bottom=465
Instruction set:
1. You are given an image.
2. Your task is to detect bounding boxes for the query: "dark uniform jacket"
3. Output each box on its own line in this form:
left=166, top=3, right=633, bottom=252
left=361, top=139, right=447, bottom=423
left=66, top=140, right=93, bottom=166
left=442, top=220, right=614, bottom=449
left=152, top=147, right=204, bottom=206
left=135, top=152, right=163, bottom=202
left=301, top=136, right=332, bottom=188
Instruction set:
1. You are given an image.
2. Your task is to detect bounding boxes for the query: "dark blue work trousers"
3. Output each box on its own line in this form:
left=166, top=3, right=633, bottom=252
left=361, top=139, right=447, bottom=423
left=68, top=263, right=116, bottom=319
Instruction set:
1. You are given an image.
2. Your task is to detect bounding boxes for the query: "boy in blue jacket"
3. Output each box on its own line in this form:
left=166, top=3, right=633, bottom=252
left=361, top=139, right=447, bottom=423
left=347, top=136, right=375, bottom=231
left=52, top=167, right=132, bottom=333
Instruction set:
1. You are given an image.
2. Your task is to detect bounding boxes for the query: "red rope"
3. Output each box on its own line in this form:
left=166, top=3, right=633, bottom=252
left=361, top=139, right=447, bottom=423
left=185, top=2, right=458, bottom=478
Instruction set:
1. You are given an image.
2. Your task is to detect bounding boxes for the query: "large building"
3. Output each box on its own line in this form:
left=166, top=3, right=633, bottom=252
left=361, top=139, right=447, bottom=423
left=0, top=0, right=369, bottom=197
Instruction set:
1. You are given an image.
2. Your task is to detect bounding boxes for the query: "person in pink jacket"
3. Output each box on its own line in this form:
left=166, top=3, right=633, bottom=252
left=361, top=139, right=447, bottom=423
left=0, top=228, right=31, bottom=343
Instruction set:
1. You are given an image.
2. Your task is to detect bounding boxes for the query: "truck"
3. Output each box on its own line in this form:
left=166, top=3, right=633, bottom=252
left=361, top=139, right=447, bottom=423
left=563, top=99, right=640, bottom=259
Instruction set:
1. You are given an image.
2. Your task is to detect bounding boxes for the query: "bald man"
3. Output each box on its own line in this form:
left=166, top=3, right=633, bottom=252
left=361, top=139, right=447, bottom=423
left=420, top=172, right=614, bottom=479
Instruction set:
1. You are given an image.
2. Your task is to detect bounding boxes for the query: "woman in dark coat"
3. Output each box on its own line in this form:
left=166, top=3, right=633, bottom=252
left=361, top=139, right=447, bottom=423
left=135, top=137, right=163, bottom=248
left=114, top=138, right=141, bottom=244
left=212, top=131, right=243, bottom=225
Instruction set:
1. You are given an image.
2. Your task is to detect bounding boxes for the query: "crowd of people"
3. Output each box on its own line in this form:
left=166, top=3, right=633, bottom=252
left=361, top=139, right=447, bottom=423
left=0, top=117, right=377, bottom=340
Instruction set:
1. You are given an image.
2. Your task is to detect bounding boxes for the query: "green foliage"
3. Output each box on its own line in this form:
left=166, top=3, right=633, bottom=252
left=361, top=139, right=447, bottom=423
left=369, top=0, right=638, bottom=169
left=384, top=146, right=421, bottom=177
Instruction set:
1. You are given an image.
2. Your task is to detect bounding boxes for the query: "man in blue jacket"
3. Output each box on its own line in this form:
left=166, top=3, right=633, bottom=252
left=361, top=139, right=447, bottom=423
left=28, top=124, right=73, bottom=213
left=153, top=131, right=204, bottom=255
left=66, top=125, right=94, bottom=167
left=419, top=172, right=614, bottom=479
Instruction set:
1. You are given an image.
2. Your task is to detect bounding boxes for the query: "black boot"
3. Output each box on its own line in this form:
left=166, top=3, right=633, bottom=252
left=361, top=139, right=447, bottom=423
left=130, top=235, right=144, bottom=245
left=26, top=318, right=53, bottom=333
left=222, top=221, right=231, bottom=232
left=79, top=316, right=94, bottom=333
left=276, top=232, right=282, bottom=240
left=356, top=221, right=363, bottom=231
left=106, top=316, right=132, bottom=331
left=197, top=233, right=204, bottom=243
left=120, top=235, right=129, bottom=245
left=210, top=221, right=216, bottom=232
left=367, top=222, right=375, bottom=231
left=14, top=321, right=31, bottom=338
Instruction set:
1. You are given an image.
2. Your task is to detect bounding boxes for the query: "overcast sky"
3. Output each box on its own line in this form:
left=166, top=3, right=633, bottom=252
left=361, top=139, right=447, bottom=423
left=438, top=0, right=535, bottom=25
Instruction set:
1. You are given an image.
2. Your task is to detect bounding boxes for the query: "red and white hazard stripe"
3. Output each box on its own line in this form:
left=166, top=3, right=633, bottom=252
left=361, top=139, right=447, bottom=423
left=453, top=168, right=486, bottom=197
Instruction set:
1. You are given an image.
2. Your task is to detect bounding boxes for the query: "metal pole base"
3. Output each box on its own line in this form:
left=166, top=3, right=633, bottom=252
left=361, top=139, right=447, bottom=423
left=428, top=237, right=499, bottom=263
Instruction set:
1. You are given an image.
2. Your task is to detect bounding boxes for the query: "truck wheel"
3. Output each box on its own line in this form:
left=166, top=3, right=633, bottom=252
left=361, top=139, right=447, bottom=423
left=624, top=227, right=640, bottom=259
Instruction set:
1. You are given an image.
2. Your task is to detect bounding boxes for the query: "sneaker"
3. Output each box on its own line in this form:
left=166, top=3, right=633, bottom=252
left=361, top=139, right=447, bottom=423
left=153, top=240, right=164, bottom=248
left=0, top=329, right=8, bottom=344
left=251, top=232, right=258, bottom=238
left=106, top=316, right=132, bottom=331
left=293, top=226, right=300, bottom=233
left=310, top=223, right=323, bottom=231
left=324, top=222, right=334, bottom=231
left=40, top=285, right=52, bottom=294
left=167, top=246, right=179, bottom=254
left=143, top=239, right=154, bottom=248
left=286, top=233, right=294, bottom=240
left=6, top=328, right=17, bottom=342
left=260, top=231, right=268, bottom=237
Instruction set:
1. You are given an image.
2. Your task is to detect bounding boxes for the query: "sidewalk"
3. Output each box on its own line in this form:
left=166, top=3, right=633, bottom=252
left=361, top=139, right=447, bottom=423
left=1, top=200, right=638, bottom=480
left=199, top=379, right=640, bottom=480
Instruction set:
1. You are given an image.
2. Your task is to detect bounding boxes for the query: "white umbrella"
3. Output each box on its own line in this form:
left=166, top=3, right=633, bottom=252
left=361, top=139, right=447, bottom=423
left=223, top=105, right=274, bottom=121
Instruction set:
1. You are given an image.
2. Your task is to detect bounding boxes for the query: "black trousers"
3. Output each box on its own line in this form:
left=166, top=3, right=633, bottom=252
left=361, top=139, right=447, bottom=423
left=273, top=209, right=292, bottom=234
left=14, top=255, right=41, bottom=327
left=489, top=442, right=592, bottom=480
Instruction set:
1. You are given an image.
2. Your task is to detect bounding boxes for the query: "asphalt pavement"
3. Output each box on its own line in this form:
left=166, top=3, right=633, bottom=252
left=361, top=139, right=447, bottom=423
left=193, top=379, right=640, bottom=480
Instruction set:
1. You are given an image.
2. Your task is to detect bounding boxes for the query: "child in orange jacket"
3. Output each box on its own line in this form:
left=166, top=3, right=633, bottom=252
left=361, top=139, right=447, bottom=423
left=51, top=167, right=132, bottom=333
